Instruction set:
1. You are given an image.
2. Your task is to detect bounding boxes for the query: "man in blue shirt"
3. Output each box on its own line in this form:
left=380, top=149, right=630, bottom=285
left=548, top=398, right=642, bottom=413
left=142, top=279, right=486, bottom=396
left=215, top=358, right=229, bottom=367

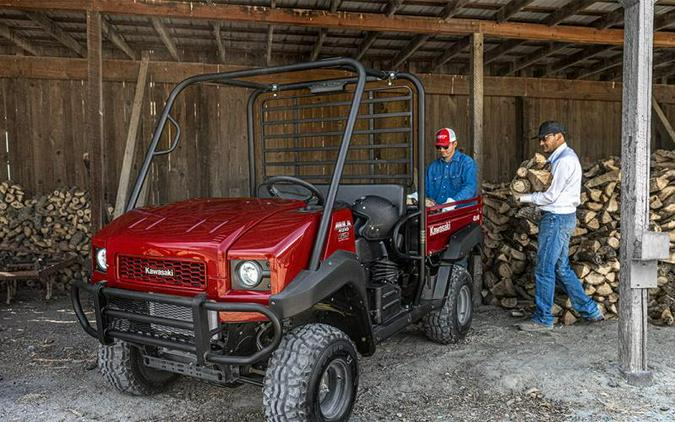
left=424, top=127, right=478, bottom=208
left=515, top=121, right=602, bottom=332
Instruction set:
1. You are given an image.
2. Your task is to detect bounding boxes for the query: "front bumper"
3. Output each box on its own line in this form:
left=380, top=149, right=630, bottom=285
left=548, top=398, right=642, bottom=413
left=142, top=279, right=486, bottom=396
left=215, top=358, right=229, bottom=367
left=71, top=280, right=281, bottom=366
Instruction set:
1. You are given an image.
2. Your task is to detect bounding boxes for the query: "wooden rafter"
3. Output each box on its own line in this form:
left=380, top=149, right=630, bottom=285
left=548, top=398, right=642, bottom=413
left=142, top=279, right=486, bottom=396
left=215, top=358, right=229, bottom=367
left=265, top=0, right=276, bottom=66
left=206, top=0, right=225, bottom=63
left=355, top=32, right=378, bottom=61
left=484, top=39, right=525, bottom=65
left=543, top=44, right=607, bottom=76
left=354, top=1, right=405, bottom=62
left=594, top=7, right=623, bottom=29
left=310, top=28, right=327, bottom=61
left=440, top=0, right=470, bottom=19
left=654, top=9, right=675, bottom=31
left=330, top=0, right=342, bottom=13
left=150, top=17, right=180, bottom=62
left=428, top=36, right=471, bottom=71
left=496, top=0, right=536, bottom=23
left=0, top=21, right=38, bottom=55
left=4, top=1, right=672, bottom=47
left=501, top=42, right=567, bottom=76
left=574, top=53, right=622, bottom=80
left=390, top=34, right=429, bottom=68
left=543, top=0, right=597, bottom=26
left=25, top=11, right=85, bottom=57
left=101, top=18, right=136, bottom=60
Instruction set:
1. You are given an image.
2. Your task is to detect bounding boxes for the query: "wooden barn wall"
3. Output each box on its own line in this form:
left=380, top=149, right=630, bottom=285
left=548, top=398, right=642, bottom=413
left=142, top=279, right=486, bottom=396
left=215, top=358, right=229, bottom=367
left=0, top=76, right=672, bottom=208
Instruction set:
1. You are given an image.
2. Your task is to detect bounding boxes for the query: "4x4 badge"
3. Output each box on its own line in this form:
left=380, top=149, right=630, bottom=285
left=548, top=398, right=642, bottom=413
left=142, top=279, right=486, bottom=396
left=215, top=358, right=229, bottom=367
left=144, top=267, right=174, bottom=277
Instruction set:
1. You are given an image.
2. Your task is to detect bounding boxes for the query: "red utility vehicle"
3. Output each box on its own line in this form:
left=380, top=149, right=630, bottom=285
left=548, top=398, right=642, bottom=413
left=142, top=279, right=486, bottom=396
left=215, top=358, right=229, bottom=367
left=72, top=58, right=483, bottom=422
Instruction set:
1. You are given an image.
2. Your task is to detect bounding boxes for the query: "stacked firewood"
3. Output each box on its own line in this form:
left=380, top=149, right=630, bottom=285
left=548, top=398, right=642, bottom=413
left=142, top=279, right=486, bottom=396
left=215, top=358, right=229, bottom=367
left=481, top=150, right=675, bottom=326
left=0, top=182, right=92, bottom=295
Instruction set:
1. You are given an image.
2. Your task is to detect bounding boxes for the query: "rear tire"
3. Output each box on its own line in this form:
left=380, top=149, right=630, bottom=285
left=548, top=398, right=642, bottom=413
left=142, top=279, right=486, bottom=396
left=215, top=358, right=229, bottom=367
left=263, top=323, right=359, bottom=422
left=98, top=340, right=177, bottom=395
left=423, top=265, right=473, bottom=344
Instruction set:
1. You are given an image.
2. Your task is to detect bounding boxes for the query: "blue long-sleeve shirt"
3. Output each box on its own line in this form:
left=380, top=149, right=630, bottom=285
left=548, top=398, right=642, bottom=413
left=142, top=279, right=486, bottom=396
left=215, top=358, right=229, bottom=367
left=425, top=151, right=478, bottom=204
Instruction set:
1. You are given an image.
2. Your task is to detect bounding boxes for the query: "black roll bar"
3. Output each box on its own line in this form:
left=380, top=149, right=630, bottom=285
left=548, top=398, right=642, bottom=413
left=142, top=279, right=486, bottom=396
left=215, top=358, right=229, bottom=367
left=124, top=58, right=426, bottom=278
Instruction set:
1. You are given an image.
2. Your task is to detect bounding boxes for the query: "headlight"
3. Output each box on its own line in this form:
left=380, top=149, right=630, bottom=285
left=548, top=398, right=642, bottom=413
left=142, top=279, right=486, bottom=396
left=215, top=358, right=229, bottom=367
left=95, top=248, right=107, bottom=272
left=237, top=261, right=262, bottom=288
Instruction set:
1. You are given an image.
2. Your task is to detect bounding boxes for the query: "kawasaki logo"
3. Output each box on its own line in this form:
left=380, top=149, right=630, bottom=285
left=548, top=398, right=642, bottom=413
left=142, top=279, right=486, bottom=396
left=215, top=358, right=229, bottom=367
left=430, top=222, right=451, bottom=236
left=144, top=267, right=174, bottom=277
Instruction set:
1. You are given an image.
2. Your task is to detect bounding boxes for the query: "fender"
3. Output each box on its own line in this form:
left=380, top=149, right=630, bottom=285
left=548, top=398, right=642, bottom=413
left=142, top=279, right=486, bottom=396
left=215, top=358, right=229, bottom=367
left=269, top=250, right=375, bottom=355
left=441, top=222, right=483, bottom=262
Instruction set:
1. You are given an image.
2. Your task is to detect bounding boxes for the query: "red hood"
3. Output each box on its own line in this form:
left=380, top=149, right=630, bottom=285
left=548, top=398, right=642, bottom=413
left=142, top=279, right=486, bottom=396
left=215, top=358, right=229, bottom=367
left=98, top=198, right=305, bottom=249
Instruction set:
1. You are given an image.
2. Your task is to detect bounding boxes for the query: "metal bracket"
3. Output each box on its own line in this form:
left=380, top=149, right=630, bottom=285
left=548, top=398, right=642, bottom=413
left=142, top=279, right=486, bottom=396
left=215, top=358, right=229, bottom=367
left=630, top=231, right=669, bottom=289
left=636, top=231, right=669, bottom=261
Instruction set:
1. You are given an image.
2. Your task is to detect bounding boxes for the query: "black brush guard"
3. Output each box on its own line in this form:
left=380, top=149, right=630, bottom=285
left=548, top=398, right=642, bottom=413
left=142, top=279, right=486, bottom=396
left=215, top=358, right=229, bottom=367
left=71, top=280, right=282, bottom=366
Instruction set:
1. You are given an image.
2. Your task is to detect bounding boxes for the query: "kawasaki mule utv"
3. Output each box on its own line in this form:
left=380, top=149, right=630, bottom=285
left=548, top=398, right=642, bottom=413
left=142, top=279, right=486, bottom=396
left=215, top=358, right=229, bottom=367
left=72, top=58, right=483, bottom=421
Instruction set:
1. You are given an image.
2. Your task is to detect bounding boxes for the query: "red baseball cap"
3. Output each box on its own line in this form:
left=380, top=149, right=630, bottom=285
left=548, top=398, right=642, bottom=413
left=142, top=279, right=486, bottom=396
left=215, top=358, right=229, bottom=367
left=435, top=128, right=457, bottom=147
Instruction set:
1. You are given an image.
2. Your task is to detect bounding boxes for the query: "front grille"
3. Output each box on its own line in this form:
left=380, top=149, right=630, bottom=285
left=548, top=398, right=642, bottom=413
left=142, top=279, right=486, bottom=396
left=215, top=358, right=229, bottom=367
left=108, top=298, right=195, bottom=344
left=118, top=255, right=206, bottom=289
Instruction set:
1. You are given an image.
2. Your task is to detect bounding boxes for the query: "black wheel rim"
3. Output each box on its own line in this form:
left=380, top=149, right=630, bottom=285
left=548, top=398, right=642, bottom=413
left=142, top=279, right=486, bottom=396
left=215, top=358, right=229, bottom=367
left=318, top=357, right=352, bottom=420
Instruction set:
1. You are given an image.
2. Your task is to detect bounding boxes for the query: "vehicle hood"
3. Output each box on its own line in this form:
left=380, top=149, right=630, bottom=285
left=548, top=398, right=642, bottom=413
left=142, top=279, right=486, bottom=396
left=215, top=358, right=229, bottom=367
left=97, top=198, right=306, bottom=251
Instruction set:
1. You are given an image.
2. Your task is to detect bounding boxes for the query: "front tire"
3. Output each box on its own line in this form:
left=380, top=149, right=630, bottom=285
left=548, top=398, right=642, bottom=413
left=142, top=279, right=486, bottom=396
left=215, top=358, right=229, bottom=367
left=423, top=264, right=474, bottom=344
left=98, top=340, right=177, bottom=395
left=263, top=323, right=359, bottom=422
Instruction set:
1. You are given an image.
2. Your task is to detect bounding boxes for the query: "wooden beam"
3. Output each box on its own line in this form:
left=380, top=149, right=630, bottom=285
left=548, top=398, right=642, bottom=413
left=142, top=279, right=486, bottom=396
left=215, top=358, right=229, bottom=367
left=428, top=35, right=470, bottom=72
left=496, top=0, right=536, bottom=23
left=86, top=10, right=104, bottom=232
left=101, top=18, right=136, bottom=60
left=0, top=22, right=39, bottom=55
left=543, top=0, right=596, bottom=26
left=2, top=1, right=674, bottom=47
left=310, top=28, right=327, bottom=61
left=150, top=17, right=180, bottom=62
left=264, top=0, right=275, bottom=66
left=25, top=11, right=85, bottom=57
left=484, top=39, right=525, bottom=65
left=652, top=96, right=675, bottom=145
left=594, top=7, right=624, bottom=29
left=654, top=9, right=675, bottom=31
left=543, top=44, right=608, bottom=76
left=502, top=42, right=567, bottom=76
left=469, top=31, right=483, bottom=192
left=355, top=32, right=378, bottom=61
left=390, top=34, right=430, bottom=69
left=440, top=0, right=470, bottom=20
left=265, top=25, right=274, bottom=66
left=213, top=23, right=226, bottom=64
left=3, top=55, right=675, bottom=103
left=330, top=0, right=342, bottom=13
left=385, top=0, right=404, bottom=17
left=114, top=52, right=149, bottom=218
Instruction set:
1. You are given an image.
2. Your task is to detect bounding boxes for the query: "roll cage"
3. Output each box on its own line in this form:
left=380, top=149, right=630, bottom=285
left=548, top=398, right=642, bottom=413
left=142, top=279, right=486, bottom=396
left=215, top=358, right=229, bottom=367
left=125, top=58, right=427, bottom=275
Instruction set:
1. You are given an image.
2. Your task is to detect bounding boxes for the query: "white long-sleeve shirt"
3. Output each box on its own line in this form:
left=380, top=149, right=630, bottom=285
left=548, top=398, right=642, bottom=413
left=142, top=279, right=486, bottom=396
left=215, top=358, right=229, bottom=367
left=520, top=143, right=581, bottom=214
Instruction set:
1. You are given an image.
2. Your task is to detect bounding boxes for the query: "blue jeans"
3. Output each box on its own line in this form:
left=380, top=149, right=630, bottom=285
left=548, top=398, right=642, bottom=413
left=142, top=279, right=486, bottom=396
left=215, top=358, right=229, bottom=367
left=533, top=212, right=601, bottom=327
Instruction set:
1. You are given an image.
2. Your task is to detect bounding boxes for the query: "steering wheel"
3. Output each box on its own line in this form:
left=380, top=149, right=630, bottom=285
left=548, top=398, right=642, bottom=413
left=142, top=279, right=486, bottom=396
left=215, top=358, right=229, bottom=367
left=258, top=176, right=325, bottom=206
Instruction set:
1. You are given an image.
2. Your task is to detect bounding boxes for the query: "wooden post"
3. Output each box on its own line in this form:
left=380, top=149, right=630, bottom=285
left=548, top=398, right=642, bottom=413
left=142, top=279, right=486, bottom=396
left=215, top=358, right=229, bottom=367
left=470, top=32, right=483, bottom=187
left=87, top=10, right=105, bottom=233
left=114, top=51, right=149, bottom=218
left=469, top=32, right=483, bottom=307
left=618, top=0, right=654, bottom=386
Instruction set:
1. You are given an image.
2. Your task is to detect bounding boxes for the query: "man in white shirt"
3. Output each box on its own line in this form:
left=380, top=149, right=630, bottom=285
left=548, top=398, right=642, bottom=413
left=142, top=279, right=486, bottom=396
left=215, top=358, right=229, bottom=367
left=515, top=121, right=602, bottom=332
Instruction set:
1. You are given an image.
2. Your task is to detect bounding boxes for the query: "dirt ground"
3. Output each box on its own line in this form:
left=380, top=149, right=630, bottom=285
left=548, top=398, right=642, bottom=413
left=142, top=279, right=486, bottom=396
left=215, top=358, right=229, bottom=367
left=1, top=290, right=674, bottom=422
